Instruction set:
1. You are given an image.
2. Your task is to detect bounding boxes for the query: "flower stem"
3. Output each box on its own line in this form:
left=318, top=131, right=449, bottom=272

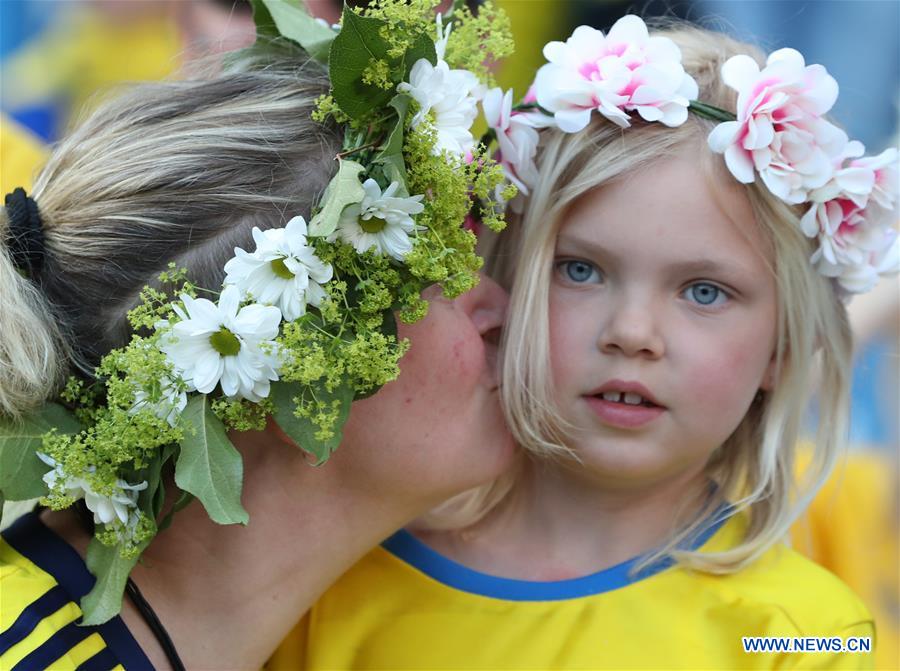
left=688, top=101, right=736, bottom=122
left=514, top=102, right=553, bottom=116
left=336, top=141, right=380, bottom=160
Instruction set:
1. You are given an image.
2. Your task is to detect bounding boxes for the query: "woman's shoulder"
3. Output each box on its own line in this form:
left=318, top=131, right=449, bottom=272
left=1, top=512, right=153, bottom=670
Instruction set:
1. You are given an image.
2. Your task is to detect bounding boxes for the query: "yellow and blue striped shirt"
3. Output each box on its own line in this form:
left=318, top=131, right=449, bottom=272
left=1, top=513, right=153, bottom=670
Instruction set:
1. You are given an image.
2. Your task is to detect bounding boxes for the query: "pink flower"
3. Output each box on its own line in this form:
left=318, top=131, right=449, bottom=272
left=483, top=87, right=540, bottom=196
left=800, top=165, right=899, bottom=294
left=707, top=48, right=847, bottom=204
left=533, top=16, right=698, bottom=132
left=848, top=148, right=898, bottom=210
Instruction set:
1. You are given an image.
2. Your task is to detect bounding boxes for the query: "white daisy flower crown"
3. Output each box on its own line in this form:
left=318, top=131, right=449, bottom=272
left=483, top=15, right=899, bottom=296
left=0, top=0, right=516, bottom=624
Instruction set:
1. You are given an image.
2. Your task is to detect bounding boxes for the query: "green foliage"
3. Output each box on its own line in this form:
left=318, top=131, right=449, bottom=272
left=362, top=0, right=437, bottom=58
left=81, top=537, right=147, bottom=625
left=212, top=397, right=272, bottom=432
left=175, top=395, right=249, bottom=526
left=249, top=0, right=278, bottom=38
left=362, top=59, right=393, bottom=90
left=0, top=404, right=80, bottom=500
left=374, top=94, right=411, bottom=186
left=329, top=6, right=435, bottom=121
left=443, top=1, right=514, bottom=86
left=270, top=380, right=353, bottom=464
left=312, top=94, right=350, bottom=125
left=309, top=159, right=366, bottom=237
left=252, top=0, right=335, bottom=63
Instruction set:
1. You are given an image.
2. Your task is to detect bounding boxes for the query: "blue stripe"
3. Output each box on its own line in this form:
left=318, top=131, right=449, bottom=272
left=382, top=503, right=734, bottom=601
left=12, top=619, right=93, bottom=671
left=76, top=646, right=119, bottom=671
left=0, top=584, right=70, bottom=653
left=2, top=513, right=154, bottom=670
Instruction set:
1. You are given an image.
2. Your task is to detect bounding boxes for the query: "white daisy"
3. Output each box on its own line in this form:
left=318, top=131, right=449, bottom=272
left=130, top=374, right=188, bottom=427
left=223, top=216, right=333, bottom=321
left=329, top=179, right=425, bottom=261
left=37, top=453, right=147, bottom=526
left=159, top=285, right=282, bottom=401
left=398, top=58, right=484, bottom=156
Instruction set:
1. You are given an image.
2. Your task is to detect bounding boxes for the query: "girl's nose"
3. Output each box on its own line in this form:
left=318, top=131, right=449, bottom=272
left=597, top=299, right=664, bottom=359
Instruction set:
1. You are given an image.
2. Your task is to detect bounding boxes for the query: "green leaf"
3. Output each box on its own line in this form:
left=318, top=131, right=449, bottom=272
left=0, top=404, right=81, bottom=500
left=175, top=395, right=248, bottom=525
left=308, top=159, right=366, bottom=237
left=270, top=381, right=353, bottom=465
left=157, top=491, right=195, bottom=533
left=399, top=30, right=437, bottom=80
left=80, top=538, right=147, bottom=625
left=329, top=9, right=395, bottom=120
left=250, top=0, right=279, bottom=38
left=258, top=0, right=335, bottom=63
left=136, top=442, right=178, bottom=522
left=374, top=94, right=411, bottom=188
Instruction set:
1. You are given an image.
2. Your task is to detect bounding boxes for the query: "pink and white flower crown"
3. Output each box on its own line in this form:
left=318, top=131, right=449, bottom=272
left=484, top=15, right=898, bottom=296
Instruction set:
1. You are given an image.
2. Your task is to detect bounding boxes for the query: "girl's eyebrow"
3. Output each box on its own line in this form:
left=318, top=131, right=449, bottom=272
left=556, top=234, right=759, bottom=281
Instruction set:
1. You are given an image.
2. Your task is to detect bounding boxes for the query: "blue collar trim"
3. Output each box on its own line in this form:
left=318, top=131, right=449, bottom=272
left=382, top=503, right=733, bottom=601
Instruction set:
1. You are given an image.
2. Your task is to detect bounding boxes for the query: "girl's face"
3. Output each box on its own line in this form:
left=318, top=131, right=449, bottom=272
left=332, top=275, right=514, bottom=505
left=548, top=154, right=778, bottom=490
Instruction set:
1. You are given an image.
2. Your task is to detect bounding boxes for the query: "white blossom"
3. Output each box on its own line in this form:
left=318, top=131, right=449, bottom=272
left=224, top=216, right=333, bottom=321
left=38, top=453, right=147, bottom=526
left=398, top=58, right=484, bottom=155
left=159, top=286, right=282, bottom=402
left=330, top=179, right=425, bottom=261
left=130, top=375, right=188, bottom=427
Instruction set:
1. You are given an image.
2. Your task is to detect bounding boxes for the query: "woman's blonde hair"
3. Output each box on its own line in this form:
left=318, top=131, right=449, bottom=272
left=0, top=46, right=339, bottom=420
left=434, top=24, right=853, bottom=572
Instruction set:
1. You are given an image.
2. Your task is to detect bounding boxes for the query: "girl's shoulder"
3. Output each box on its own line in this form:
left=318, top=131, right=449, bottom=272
left=692, top=515, right=873, bottom=637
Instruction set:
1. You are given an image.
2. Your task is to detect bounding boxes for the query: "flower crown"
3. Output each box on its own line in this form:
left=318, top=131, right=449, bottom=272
left=483, top=15, right=899, bottom=296
left=0, top=0, right=516, bottom=624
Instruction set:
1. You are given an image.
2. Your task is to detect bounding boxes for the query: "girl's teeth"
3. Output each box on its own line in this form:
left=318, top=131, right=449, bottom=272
left=599, top=391, right=646, bottom=405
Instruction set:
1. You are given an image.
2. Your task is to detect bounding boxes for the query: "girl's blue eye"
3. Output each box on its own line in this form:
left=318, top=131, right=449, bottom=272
left=560, top=260, right=601, bottom=284
left=684, top=282, right=728, bottom=307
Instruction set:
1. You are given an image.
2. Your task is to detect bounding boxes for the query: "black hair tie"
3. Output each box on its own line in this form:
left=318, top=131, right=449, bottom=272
left=4, top=186, right=46, bottom=277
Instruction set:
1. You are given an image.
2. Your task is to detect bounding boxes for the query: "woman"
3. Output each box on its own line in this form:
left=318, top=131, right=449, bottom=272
left=0, top=50, right=514, bottom=669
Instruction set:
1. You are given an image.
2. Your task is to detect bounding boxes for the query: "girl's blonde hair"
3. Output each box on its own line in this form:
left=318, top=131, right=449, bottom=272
left=0, top=47, right=339, bottom=420
left=434, top=24, right=853, bottom=572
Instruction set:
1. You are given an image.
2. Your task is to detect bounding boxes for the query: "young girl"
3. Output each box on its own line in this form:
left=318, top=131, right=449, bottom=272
left=270, top=20, right=895, bottom=670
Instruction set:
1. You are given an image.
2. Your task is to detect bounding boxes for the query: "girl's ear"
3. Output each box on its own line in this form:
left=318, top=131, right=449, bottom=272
left=760, top=351, right=778, bottom=391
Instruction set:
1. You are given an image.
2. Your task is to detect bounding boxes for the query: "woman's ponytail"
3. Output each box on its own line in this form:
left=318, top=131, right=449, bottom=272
left=0, top=205, right=68, bottom=418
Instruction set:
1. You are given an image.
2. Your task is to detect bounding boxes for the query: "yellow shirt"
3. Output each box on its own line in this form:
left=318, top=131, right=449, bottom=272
left=269, top=510, right=874, bottom=670
left=791, top=450, right=899, bottom=671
